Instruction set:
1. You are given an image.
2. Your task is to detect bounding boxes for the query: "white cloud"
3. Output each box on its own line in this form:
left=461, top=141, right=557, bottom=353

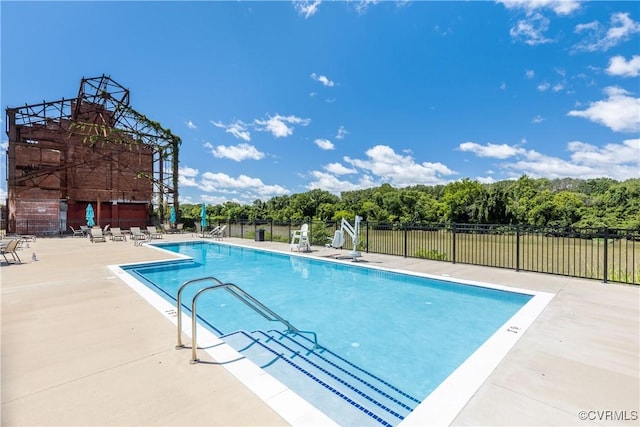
left=567, top=86, right=640, bottom=133
left=207, top=142, right=265, bottom=162
left=178, top=166, right=199, bottom=187
left=314, top=138, right=334, bottom=150
left=567, top=139, right=640, bottom=171
left=310, top=73, right=335, bottom=87
left=200, top=172, right=289, bottom=198
left=476, top=176, right=497, bottom=184
left=254, top=114, right=311, bottom=138
left=306, top=145, right=458, bottom=194
left=306, top=171, right=377, bottom=194
left=460, top=139, right=640, bottom=181
left=532, top=115, right=545, bottom=123
left=336, top=126, right=348, bottom=140
left=537, top=81, right=550, bottom=91
left=355, top=0, right=378, bottom=14
left=344, top=145, right=456, bottom=187
left=211, top=120, right=251, bottom=141
left=573, top=12, right=640, bottom=52
left=606, top=55, right=640, bottom=78
left=459, top=142, right=525, bottom=159
left=185, top=120, right=197, bottom=129
left=294, top=0, right=322, bottom=18
left=525, top=69, right=535, bottom=79
left=509, top=12, right=552, bottom=45
left=324, top=162, right=356, bottom=175
left=498, top=0, right=581, bottom=16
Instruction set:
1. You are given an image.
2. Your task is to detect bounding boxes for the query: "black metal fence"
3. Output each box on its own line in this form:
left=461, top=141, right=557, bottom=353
left=2, top=218, right=638, bottom=285
left=215, top=220, right=640, bottom=285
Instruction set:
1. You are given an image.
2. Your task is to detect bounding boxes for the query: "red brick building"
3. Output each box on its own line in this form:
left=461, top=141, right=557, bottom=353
left=5, top=75, right=180, bottom=235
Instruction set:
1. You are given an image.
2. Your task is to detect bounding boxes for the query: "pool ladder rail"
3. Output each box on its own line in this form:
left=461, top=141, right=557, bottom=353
left=175, top=276, right=321, bottom=363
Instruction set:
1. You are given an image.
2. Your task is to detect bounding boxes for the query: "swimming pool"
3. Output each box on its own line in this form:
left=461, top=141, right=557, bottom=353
left=113, top=241, right=552, bottom=426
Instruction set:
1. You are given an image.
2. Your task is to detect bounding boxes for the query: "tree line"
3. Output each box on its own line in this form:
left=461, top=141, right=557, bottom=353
left=178, top=175, right=640, bottom=230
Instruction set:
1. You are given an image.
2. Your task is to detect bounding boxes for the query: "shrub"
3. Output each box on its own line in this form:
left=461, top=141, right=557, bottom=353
left=415, top=248, right=448, bottom=261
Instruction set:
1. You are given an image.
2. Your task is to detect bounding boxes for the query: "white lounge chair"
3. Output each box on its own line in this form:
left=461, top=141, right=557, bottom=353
left=90, top=227, right=107, bottom=243
left=110, top=227, right=126, bottom=241
left=146, top=226, right=163, bottom=239
left=70, top=226, right=84, bottom=238
left=290, top=223, right=310, bottom=252
left=130, top=227, right=147, bottom=241
left=211, top=224, right=226, bottom=240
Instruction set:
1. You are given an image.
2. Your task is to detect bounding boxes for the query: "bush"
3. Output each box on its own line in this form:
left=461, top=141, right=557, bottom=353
left=415, top=248, right=448, bottom=261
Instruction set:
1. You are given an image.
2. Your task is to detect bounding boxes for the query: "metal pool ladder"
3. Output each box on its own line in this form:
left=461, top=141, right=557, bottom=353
left=175, top=276, right=321, bottom=363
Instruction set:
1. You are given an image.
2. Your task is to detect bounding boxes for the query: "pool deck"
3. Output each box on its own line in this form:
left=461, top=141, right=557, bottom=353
left=1, top=234, right=638, bottom=426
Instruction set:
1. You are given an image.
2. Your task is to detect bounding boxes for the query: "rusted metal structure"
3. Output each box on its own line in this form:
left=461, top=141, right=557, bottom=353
left=5, top=75, right=180, bottom=235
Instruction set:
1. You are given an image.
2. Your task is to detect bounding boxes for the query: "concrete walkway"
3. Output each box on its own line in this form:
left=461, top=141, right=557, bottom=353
left=1, top=235, right=638, bottom=426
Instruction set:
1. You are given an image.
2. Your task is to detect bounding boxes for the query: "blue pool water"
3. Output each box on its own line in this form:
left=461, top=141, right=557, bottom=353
left=122, top=241, right=532, bottom=425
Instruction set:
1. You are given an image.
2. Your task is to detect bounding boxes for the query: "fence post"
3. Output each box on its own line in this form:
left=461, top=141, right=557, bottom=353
left=270, top=220, right=273, bottom=242
left=403, top=224, right=408, bottom=258
left=452, top=223, right=456, bottom=264
left=603, top=227, right=608, bottom=283
left=240, top=221, right=244, bottom=239
left=516, top=225, right=520, bottom=272
left=365, top=221, right=369, bottom=253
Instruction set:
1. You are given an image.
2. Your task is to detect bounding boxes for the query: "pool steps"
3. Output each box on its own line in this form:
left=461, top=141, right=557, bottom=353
left=221, top=329, right=421, bottom=427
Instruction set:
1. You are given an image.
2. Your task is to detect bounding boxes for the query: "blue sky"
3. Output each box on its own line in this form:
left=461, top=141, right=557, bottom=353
left=1, top=1, right=639, bottom=205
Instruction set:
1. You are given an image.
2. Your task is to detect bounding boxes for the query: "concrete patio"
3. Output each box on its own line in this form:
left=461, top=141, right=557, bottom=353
left=1, top=234, right=638, bottom=426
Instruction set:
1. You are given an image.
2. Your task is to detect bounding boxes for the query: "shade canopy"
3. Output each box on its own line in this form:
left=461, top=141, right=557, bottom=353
left=85, top=204, right=95, bottom=227
left=200, top=203, right=208, bottom=228
left=170, top=206, right=177, bottom=224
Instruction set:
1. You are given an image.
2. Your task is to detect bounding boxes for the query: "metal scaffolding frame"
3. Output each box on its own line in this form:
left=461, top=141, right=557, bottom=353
left=5, top=74, right=181, bottom=222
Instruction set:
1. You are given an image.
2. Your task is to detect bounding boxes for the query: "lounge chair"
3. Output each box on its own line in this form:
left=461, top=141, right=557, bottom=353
left=80, top=225, right=90, bottom=237
left=326, top=230, right=345, bottom=249
left=70, top=226, right=84, bottom=238
left=146, top=226, right=163, bottom=239
left=130, top=227, right=147, bottom=241
left=194, top=222, right=203, bottom=237
left=176, top=223, right=184, bottom=233
left=103, top=224, right=111, bottom=237
left=90, top=227, right=107, bottom=243
left=211, top=224, right=227, bottom=240
left=290, top=223, right=311, bottom=252
left=1, top=239, right=22, bottom=264
left=110, top=227, right=126, bottom=241
left=204, top=225, right=219, bottom=238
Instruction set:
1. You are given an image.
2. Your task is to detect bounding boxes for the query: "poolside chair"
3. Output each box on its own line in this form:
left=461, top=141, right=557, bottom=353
left=130, top=227, right=147, bottom=241
left=290, top=223, right=310, bottom=252
left=80, top=225, right=90, bottom=237
left=110, top=227, right=126, bottom=242
left=90, top=227, right=107, bottom=243
left=204, top=225, right=220, bottom=238
left=211, top=224, right=227, bottom=240
left=103, top=224, right=111, bottom=238
left=1, top=239, right=22, bottom=264
left=176, top=223, right=184, bottom=233
left=70, top=226, right=84, bottom=238
left=326, top=230, right=345, bottom=249
left=146, top=225, right=163, bottom=239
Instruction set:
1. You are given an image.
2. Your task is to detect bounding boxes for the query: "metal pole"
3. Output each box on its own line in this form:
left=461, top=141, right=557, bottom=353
left=516, top=225, right=520, bottom=272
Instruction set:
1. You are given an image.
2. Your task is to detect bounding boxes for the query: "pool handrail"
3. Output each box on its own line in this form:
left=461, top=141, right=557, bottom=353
left=175, top=276, right=225, bottom=349
left=174, top=276, right=320, bottom=364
